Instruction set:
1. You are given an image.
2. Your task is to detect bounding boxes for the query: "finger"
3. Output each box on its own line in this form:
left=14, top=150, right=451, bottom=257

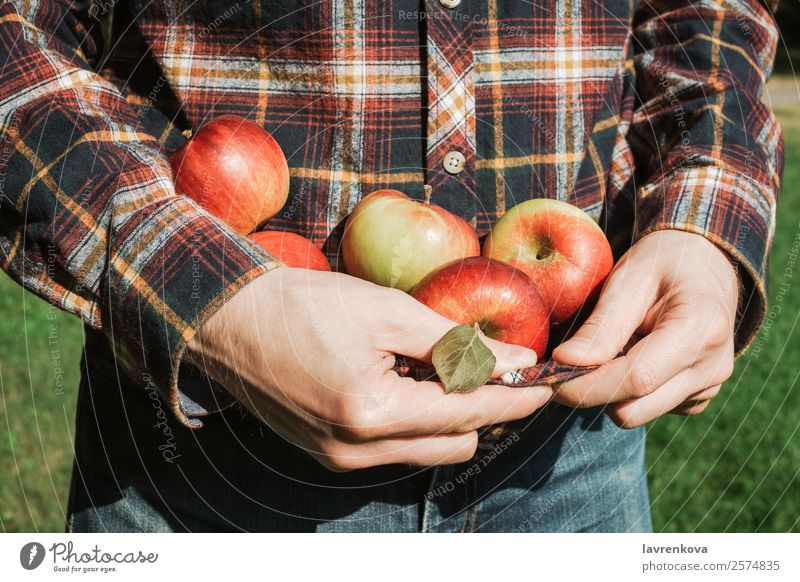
left=605, top=369, right=709, bottom=429
left=553, top=260, right=659, bottom=366
left=382, top=298, right=538, bottom=375
left=669, top=383, right=722, bottom=415
left=691, top=384, right=723, bottom=402
left=362, top=374, right=553, bottom=438
left=555, top=316, right=701, bottom=408
left=313, top=431, right=479, bottom=471
left=671, top=400, right=711, bottom=416
left=482, top=334, right=542, bottom=378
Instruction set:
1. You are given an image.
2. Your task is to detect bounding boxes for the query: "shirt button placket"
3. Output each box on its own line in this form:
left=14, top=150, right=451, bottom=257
left=423, top=0, right=476, bottom=221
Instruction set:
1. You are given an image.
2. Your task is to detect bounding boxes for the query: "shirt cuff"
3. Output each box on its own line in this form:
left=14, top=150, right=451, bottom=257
left=107, top=194, right=280, bottom=428
left=634, top=165, right=776, bottom=355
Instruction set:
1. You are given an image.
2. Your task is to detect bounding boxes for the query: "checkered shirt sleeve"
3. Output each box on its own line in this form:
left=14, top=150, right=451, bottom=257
left=0, top=1, right=280, bottom=427
left=629, top=0, right=783, bottom=353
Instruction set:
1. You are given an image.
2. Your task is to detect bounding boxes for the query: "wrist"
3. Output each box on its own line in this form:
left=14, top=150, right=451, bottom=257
left=184, top=266, right=282, bottom=369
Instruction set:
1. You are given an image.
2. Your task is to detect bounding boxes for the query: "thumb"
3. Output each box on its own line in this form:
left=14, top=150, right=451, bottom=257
left=389, top=298, right=537, bottom=374
left=479, top=333, right=539, bottom=378
left=553, top=263, right=659, bottom=366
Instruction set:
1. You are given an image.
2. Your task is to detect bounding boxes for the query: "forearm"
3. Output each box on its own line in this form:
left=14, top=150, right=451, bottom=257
left=629, top=0, right=782, bottom=352
left=0, top=1, right=279, bottom=426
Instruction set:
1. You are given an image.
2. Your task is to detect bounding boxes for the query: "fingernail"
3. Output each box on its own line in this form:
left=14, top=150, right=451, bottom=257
left=500, top=369, right=526, bottom=384
left=510, top=348, right=538, bottom=370
left=559, top=337, right=591, bottom=353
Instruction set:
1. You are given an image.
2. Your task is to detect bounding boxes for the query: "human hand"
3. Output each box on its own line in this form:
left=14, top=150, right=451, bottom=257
left=552, top=230, right=738, bottom=427
left=186, top=268, right=552, bottom=470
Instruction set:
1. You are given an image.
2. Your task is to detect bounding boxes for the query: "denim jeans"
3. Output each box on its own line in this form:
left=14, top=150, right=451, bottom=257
left=67, top=346, right=652, bottom=533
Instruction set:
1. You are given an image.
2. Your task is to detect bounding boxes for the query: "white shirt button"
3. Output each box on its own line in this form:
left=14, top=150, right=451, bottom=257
left=440, top=0, right=461, bottom=8
left=443, top=150, right=466, bottom=174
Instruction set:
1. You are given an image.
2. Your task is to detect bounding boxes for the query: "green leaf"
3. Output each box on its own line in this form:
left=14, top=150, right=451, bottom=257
left=432, top=324, right=496, bottom=394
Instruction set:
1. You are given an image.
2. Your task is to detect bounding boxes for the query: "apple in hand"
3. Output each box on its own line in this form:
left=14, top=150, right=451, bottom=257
left=170, top=115, right=290, bottom=235
left=342, top=189, right=480, bottom=293
left=483, top=199, right=613, bottom=324
left=248, top=231, right=331, bottom=271
left=412, top=256, right=549, bottom=357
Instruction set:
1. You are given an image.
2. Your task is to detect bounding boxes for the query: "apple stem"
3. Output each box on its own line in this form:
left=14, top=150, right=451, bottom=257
left=423, top=184, right=433, bottom=205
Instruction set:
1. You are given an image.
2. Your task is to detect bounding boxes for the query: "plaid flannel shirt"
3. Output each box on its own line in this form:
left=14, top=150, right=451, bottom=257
left=0, top=0, right=782, bottom=429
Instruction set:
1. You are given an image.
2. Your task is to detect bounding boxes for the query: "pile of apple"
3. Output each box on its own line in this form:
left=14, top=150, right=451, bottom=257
left=172, top=115, right=614, bottom=387
left=170, top=115, right=331, bottom=271
left=342, top=188, right=614, bottom=363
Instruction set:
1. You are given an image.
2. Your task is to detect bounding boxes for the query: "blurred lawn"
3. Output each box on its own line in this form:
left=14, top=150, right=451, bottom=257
left=1, top=116, right=799, bottom=534
left=646, top=131, right=800, bottom=532
left=0, top=271, right=83, bottom=532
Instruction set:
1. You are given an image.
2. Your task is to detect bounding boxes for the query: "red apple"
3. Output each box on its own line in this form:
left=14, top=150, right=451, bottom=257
left=248, top=231, right=331, bottom=271
left=170, top=115, right=290, bottom=235
left=342, top=189, right=480, bottom=292
left=483, top=199, right=613, bottom=324
left=412, top=257, right=549, bottom=357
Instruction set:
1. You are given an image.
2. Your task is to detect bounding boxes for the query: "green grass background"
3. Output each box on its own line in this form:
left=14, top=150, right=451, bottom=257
left=1, top=98, right=799, bottom=534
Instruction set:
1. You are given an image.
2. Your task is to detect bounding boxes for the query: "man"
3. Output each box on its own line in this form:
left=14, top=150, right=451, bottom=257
left=0, top=0, right=781, bottom=532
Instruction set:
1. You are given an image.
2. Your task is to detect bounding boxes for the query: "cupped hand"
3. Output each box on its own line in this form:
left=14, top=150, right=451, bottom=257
left=186, top=267, right=553, bottom=470
left=552, top=230, right=739, bottom=427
